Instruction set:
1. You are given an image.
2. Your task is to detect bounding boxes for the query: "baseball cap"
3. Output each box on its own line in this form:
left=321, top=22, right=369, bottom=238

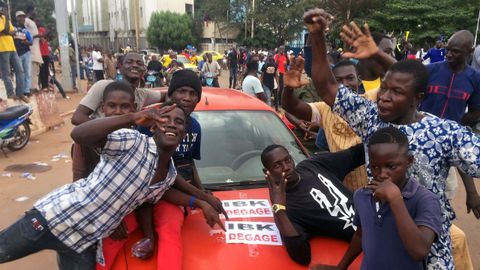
left=16, top=11, right=26, bottom=17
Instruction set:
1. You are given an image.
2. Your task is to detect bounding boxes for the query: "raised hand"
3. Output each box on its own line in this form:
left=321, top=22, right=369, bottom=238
left=265, top=171, right=287, bottom=205
left=303, top=8, right=334, bottom=34
left=283, top=56, right=309, bottom=89
left=340, top=22, right=379, bottom=59
left=134, top=104, right=176, bottom=130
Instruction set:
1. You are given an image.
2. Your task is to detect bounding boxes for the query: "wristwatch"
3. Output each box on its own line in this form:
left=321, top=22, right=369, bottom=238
left=272, top=204, right=286, bottom=213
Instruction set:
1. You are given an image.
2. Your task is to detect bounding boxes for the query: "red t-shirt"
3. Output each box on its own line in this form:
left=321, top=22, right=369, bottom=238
left=38, top=27, right=49, bottom=56
left=274, top=54, right=287, bottom=74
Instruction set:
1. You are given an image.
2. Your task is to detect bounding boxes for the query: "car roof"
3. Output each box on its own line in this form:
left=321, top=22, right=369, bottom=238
left=152, top=87, right=275, bottom=112
left=196, top=88, right=274, bottom=111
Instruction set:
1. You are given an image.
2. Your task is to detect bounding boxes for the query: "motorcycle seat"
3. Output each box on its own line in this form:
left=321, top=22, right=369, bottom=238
left=0, top=105, right=30, bottom=121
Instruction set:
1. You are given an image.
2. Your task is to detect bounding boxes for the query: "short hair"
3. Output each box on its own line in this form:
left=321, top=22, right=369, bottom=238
left=122, top=51, right=141, bottom=64
left=388, top=60, right=429, bottom=94
left=367, top=126, right=408, bottom=150
left=103, top=81, right=135, bottom=101
left=261, top=144, right=288, bottom=167
left=371, top=32, right=390, bottom=46
left=246, top=60, right=259, bottom=72
left=159, top=100, right=187, bottom=119
left=332, top=60, right=357, bottom=73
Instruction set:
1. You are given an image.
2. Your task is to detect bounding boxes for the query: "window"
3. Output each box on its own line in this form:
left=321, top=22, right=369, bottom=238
left=185, top=4, right=193, bottom=15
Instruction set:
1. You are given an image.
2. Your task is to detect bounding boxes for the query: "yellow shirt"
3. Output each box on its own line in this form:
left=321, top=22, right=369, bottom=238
left=362, top=78, right=381, bottom=93
left=162, top=56, right=172, bottom=68
left=0, top=15, right=15, bottom=52
left=309, top=89, right=378, bottom=191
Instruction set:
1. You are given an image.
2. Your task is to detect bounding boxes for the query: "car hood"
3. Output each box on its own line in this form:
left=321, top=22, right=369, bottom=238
left=111, top=188, right=361, bottom=270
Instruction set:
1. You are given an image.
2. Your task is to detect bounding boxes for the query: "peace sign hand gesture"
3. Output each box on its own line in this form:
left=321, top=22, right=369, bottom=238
left=265, top=171, right=287, bottom=205
left=340, top=22, right=379, bottom=59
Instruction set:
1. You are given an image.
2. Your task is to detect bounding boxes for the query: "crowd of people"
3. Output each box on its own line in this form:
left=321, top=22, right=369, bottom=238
left=0, top=3, right=71, bottom=102
left=0, top=4, right=479, bottom=270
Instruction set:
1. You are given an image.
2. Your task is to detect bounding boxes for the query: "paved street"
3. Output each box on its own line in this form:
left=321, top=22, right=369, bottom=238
left=0, top=74, right=479, bottom=269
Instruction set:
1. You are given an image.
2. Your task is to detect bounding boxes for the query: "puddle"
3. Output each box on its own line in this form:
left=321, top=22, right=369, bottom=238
left=4, top=163, right=52, bottom=173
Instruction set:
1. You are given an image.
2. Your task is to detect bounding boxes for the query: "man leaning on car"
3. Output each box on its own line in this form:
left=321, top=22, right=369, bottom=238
left=261, top=143, right=364, bottom=265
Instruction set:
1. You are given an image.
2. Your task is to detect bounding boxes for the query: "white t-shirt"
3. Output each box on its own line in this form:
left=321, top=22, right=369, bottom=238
left=92, top=50, right=103, bottom=70
left=242, top=75, right=264, bottom=97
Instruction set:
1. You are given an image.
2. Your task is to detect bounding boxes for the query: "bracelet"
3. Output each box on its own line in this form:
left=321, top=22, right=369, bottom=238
left=189, top=196, right=197, bottom=210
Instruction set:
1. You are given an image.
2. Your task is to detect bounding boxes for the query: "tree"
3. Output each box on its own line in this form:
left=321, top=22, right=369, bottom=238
left=146, top=11, right=196, bottom=51
left=10, top=0, right=56, bottom=43
left=365, top=0, right=478, bottom=46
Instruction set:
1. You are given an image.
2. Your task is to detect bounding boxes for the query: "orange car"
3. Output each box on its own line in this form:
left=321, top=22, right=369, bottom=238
left=112, top=88, right=362, bottom=270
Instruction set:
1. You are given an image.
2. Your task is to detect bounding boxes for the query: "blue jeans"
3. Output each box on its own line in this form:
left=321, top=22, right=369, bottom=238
left=0, top=208, right=96, bottom=270
left=70, top=64, right=77, bottom=88
left=0, top=51, right=25, bottom=97
left=19, top=51, right=32, bottom=94
left=229, top=66, right=237, bottom=88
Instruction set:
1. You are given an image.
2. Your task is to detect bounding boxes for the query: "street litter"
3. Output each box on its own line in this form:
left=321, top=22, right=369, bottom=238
left=22, top=172, right=36, bottom=180
left=1, top=172, right=12, bottom=177
left=52, top=153, right=69, bottom=159
left=15, top=196, right=30, bottom=202
left=34, top=162, right=49, bottom=166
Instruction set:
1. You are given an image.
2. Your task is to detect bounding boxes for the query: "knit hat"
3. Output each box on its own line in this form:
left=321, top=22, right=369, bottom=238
left=167, top=69, right=202, bottom=99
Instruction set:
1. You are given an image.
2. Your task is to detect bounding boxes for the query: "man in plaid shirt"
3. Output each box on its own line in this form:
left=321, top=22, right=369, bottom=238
left=0, top=103, right=223, bottom=270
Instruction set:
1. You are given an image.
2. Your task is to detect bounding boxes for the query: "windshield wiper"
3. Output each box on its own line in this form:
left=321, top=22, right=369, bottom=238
left=204, top=179, right=266, bottom=191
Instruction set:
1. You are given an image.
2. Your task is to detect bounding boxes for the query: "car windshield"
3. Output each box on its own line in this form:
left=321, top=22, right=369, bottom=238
left=192, top=111, right=306, bottom=188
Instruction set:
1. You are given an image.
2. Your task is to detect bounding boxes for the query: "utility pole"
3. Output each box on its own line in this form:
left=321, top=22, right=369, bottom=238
left=251, top=0, right=255, bottom=38
left=475, top=9, right=480, bottom=47
left=54, top=0, right=73, bottom=91
left=71, top=0, right=81, bottom=92
left=244, top=0, right=248, bottom=40
left=133, top=0, right=140, bottom=50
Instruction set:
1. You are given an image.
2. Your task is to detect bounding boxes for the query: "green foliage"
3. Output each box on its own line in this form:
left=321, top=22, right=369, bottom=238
left=237, top=28, right=277, bottom=48
left=146, top=11, right=196, bottom=51
left=10, top=0, right=56, bottom=42
left=364, top=0, right=478, bottom=46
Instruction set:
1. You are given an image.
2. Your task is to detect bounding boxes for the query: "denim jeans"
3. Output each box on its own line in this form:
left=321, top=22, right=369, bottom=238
left=19, top=51, right=32, bottom=94
left=0, top=208, right=96, bottom=270
left=71, top=64, right=77, bottom=88
left=0, top=51, right=25, bottom=97
left=229, top=66, right=237, bottom=88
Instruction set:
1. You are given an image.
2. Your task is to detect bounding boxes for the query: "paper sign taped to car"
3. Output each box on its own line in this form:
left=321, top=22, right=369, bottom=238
left=225, top=221, right=282, bottom=246
left=221, top=199, right=273, bottom=218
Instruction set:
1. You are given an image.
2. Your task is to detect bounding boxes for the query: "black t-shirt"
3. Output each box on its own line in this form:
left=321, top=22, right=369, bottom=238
left=261, top=62, right=277, bottom=90
left=147, top=60, right=163, bottom=72
left=228, top=51, right=238, bottom=68
left=282, top=144, right=365, bottom=265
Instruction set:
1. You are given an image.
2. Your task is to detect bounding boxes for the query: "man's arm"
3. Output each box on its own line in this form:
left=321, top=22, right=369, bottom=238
left=367, top=180, right=438, bottom=261
left=71, top=80, right=112, bottom=125
left=265, top=171, right=311, bottom=265
left=72, top=104, right=95, bottom=125
left=458, top=169, right=480, bottom=219
left=71, top=105, right=174, bottom=148
left=311, top=229, right=362, bottom=270
left=304, top=9, right=338, bottom=107
left=282, top=57, right=314, bottom=121
left=462, top=107, right=480, bottom=127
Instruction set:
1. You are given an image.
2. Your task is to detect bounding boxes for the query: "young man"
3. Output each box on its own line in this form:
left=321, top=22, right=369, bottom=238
left=25, top=5, right=43, bottom=92
left=72, top=52, right=162, bottom=125
left=274, top=46, right=288, bottom=106
left=420, top=30, right=480, bottom=127
left=0, top=102, right=222, bottom=270
left=312, top=127, right=442, bottom=270
left=201, top=53, right=221, bottom=87
left=261, top=143, right=365, bottom=265
left=301, top=9, right=480, bottom=269
left=242, top=60, right=268, bottom=103
left=0, top=2, right=26, bottom=102
left=260, top=53, right=278, bottom=106
left=13, top=11, right=32, bottom=97
left=423, top=40, right=446, bottom=64
left=92, top=45, right=104, bottom=82
left=72, top=81, right=136, bottom=181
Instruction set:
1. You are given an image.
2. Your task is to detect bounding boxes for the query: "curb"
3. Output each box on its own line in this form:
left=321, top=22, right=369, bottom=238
left=60, top=110, right=75, bottom=118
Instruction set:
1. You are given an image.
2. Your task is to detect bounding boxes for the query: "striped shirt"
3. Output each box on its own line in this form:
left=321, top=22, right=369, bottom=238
left=308, top=89, right=378, bottom=191
left=34, top=129, right=177, bottom=253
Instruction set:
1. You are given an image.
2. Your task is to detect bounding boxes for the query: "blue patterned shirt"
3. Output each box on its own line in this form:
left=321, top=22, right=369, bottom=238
left=34, top=129, right=177, bottom=253
left=333, top=86, right=480, bottom=269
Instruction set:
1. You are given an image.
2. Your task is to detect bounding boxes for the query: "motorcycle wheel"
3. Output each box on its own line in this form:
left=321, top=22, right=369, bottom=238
left=7, top=122, right=31, bottom=151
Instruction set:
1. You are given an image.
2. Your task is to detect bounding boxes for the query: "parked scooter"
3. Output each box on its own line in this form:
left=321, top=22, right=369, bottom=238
left=204, top=71, right=215, bottom=87
left=0, top=105, right=33, bottom=152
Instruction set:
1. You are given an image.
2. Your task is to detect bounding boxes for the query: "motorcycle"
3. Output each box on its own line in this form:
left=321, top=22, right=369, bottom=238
left=204, top=71, right=215, bottom=87
left=0, top=105, right=33, bottom=152
left=145, top=70, right=161, bottom=88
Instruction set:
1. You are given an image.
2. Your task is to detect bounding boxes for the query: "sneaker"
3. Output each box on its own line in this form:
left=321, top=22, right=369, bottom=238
left=64, top=96, right=71, bottom=100
left=18, top=95, right=30, bottom=103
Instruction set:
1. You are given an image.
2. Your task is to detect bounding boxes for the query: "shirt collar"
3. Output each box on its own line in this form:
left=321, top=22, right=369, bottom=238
left=400, top=178, right=420, bottom=199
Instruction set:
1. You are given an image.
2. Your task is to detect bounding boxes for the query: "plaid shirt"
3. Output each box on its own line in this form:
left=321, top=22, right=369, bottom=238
left=34, top=129, right=177, bottom=253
